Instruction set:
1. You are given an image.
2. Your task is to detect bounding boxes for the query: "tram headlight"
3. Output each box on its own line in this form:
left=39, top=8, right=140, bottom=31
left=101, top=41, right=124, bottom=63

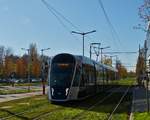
left=65, top=88, right=69, bottom=96
left=51, top=88, right=54, bottom=96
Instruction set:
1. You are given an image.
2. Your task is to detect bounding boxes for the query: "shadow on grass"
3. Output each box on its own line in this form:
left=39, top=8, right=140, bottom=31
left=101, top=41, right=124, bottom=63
left=0, top=109, right=29, bottom=120
left=52, top=85, right=133, bottom=114
left=0, top=85, right=133, bottom=120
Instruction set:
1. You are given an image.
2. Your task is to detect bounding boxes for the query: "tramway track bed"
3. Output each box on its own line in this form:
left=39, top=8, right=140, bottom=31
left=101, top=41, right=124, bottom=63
left=0, top=90, right=132, bottom=120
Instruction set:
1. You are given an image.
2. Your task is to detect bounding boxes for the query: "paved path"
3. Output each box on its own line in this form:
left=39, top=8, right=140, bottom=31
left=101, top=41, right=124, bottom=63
left=0, top=91, right=43, bottom=103
left=132, top=87, right=149, bottom=112
left=129, top=86, right=150, bottom=120
left=0, top=86, right=42, bottom=91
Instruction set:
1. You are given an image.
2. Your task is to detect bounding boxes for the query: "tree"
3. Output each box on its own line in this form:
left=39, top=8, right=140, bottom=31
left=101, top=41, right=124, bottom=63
left=103, top=58, right=112, bottom=66
left=4, top=47, right=13, bottom=78
left=4, top=55, right=16, bottom=79
left=29, top=43, right=38, bottom=62
left=5, top=47, right=13, bottom=57
left=139, top=0, right=150, bottom=24
left=16, top=57, right=27, bottom=78
left=0, top=46, right=5, bottom=78
left=128, top=71, right=136, bottom=78
left=116, top=60, right=128, bottom=79
left=136, top=53, right=145, bottom=85
left=29, top=43, right=41, bottom=79
left=0, top=46, right=4, bottom=64
left=31, top=59, right=41, bottom=78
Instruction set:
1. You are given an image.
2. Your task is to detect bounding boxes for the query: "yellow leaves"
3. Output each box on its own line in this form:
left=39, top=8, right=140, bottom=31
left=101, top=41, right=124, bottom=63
left=103, top=58, right=112, bottom=66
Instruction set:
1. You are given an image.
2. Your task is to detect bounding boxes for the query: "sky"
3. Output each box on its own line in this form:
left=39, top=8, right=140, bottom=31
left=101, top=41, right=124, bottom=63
left=0, top=0, right=146, bottom=71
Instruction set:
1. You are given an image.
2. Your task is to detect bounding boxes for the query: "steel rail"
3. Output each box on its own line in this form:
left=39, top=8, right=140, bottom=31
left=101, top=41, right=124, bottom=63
left=1, top=86, right=123, bottom=120
left=29, top=86, right=122, bottom=120
left=107, top=86, right=130, bottom=120
left=71, top=86, right=122, bottom=120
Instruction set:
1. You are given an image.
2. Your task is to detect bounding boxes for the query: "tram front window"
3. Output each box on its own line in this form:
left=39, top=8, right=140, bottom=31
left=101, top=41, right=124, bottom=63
left=50, top=63, right=74, bottom=87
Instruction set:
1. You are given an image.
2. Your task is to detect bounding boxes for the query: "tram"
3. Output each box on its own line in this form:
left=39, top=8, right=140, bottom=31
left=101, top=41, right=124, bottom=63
left=48, top=53, right=118, bottom=102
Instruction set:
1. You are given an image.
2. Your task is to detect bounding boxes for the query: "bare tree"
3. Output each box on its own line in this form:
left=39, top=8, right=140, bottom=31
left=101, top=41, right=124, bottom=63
left=0, top=46, right=5, bottom=64
left=139, top=0, right=150, bottom=24
left=29, top=43, right=38, bottom=61
left=5, top=47, right=13, bottom=57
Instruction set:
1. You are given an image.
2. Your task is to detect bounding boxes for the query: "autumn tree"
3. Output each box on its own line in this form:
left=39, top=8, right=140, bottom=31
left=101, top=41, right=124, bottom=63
left=16, top=57, right=27, bottom=78
left=29, top=43, right=41, bottom=79
left=128, top=71, right=136, bottom=78
left=0, top=44, right=42, bottom=80
left=136, top=52, right=145, bottom=86
left=103, top=57, right=112, bottom=66
left=116, top=60, right=128, bottom=79
left=3, top=48, right=16, bottom=79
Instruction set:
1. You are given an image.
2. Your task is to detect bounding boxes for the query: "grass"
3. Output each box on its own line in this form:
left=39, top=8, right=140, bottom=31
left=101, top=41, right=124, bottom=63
left=0, top=89, right=40, bottom=95
left=133, top=112, right=150, bottom=120
left=0, top=82, right=44, bottom=86
left=0, top=82, right=43, bottom=95
left=112, top=78, right=136, bottom=86
left=0, top=91, right=132, bottom=120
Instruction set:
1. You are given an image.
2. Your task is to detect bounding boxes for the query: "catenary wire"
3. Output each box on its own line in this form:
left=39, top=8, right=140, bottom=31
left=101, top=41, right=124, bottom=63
left=98, top=0, right=124, bottom=50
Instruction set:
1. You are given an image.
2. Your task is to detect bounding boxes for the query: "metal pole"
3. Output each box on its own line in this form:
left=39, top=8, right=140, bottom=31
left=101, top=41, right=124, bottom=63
left=90, top=44, right=92, bottom=59
left=41, top=49, right=45, bottom=95
left=71, top=30, right=96, bottom=57
left=110, top=55, right=117, bottom=66
left=90, top=43, right=101, bottom=61
left=83, top=34, right=84, bottom=57
left=100, top=46, right=110, bottom=63
left=101, top=48, right=103, bottom=63
left=146, top=75, right=149, bottom=112
left=27, top=49, right=30, bottom=92
left=41, top=48, right=50, bottom=95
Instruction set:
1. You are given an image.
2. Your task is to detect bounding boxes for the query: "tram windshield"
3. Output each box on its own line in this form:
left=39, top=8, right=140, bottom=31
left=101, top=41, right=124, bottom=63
left=50, top=54, right=75, bottom=88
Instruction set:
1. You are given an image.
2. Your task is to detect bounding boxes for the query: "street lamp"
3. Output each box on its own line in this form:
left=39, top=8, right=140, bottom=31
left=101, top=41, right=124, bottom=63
left=21, top=48, right=30, bottom=92
left=41, top=48, right=50, bottom=95
left=41, top=48, right=51, bottom=56
left=100, top=46, right=110, bottom=63
left=71, top=30, right=96, bottom=57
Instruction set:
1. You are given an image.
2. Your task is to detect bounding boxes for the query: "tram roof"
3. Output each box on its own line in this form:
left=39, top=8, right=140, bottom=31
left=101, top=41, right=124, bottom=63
left=75, top=55, right=118, bottom=72
left=51, top=53, right=117, bottom=72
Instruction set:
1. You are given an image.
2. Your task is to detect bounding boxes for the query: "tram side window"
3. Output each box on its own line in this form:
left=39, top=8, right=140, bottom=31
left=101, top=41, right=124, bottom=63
left=80, top=65, right=86, bottom=87
left=97, top=70, right=101, bottom=84
left=103, top=69, right=106, bottom=81
left=106, top=70, right=109, bottom=82
left=84, top=64, right=89, bottom=85
left=72, top=68, right=81, bottom=86
left=89, top=67, right=94, bottom=84
left=91, top=67, right=95, bottom=83
left=79, top=68, right=84, bottom=87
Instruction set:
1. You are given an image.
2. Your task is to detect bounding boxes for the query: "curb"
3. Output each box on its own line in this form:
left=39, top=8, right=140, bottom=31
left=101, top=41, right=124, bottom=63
left=129, top=87, right=135, bottom=120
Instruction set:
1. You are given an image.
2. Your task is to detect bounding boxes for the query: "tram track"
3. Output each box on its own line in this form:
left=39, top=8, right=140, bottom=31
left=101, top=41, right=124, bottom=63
left=0, top=86, right=129, bottom=120
left=30, top=86, right=123, bottom=120
left=69, top=86, right=123, bottom=120
left=0, top=103, right=65, bottom=120
left=0, top=97, right=63, bottom=120
left=106, top=86, right=130, bottom=120
left=31, top=93, right=108, bottom=120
